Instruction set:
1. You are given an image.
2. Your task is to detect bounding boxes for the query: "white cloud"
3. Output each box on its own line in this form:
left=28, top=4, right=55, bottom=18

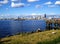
left=47, top=4, right=60, bottom=8
left=55, top=1, right=60, bottom=5
left=0, top=0, right=8, bottom=4
left=11, top=0, right=18, bottom=1
left=36, top=5, right=41, bottom=8
left=11, top=0, right=21, bottom=2
left=11, top=2, right=25, bottom=7
left=44, top=1, right=52, bottom=5
left=27, top=0, right=39, bottom=2
left=48, top=5, right=55, bottom=7
left=31, top=13, right=37, bottom=15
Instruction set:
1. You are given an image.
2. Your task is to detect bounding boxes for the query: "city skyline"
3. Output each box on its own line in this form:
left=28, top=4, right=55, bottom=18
left=0, top=0, right=60, bottom=18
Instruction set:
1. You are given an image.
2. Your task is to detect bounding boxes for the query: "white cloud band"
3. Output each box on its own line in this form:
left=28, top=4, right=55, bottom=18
left=11, top=2, right=25, bottom=7
left=55, top=1, right=60, bottom=5
left=27, top=0, right=39, bottom=2
left=0, top=0, right=8, bottom=4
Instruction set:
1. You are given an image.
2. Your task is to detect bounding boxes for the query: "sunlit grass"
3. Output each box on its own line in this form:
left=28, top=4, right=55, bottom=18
left=0, top=30, right=60, bottom=44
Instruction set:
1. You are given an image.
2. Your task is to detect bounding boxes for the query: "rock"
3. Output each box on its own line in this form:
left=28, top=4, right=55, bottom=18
left=52, top=32, right=56, bottom=34
left=37, top=28, right=41, bottom=32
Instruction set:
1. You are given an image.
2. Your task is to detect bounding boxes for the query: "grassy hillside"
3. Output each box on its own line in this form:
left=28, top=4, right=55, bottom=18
left=0, top=30, right=60, bottom=44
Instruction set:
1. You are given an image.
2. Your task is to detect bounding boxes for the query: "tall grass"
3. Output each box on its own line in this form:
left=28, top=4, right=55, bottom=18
left=0, top=30, right=60, bottom=44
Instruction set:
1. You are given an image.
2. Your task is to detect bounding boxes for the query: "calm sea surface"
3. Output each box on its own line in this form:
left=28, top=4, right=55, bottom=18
left=0, top=20, right=46, bottom=38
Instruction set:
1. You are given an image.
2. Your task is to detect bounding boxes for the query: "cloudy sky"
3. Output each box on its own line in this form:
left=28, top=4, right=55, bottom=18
left=0, top=0, right=60, bottom=18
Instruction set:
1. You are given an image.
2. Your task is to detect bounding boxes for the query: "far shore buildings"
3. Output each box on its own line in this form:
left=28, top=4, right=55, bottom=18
left=16, top=14, right=47, bottom=20
left=0, top=14, right=60, bottom=20
left=17, top=15, right=42, bottom=20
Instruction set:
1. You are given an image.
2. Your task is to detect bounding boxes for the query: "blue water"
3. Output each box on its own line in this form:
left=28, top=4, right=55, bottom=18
left=0, top=20, right=46, bottom=38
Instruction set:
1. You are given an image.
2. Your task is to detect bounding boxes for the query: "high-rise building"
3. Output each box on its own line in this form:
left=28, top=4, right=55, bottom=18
left=44, top=14, right=46, bottom=18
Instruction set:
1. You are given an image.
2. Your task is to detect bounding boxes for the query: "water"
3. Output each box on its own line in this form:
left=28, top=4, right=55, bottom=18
left=0, top=20, right=46, bottom=38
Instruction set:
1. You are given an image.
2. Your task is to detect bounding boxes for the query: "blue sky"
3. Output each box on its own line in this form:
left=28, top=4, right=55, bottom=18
left=0, top=0, right=60, bottom=18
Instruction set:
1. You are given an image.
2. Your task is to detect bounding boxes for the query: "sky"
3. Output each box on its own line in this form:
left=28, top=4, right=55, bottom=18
left=0, top=0, right=60, bottom=18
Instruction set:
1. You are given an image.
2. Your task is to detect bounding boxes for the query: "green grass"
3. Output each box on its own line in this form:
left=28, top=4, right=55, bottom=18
left=0, top=30, right=60, bottom=44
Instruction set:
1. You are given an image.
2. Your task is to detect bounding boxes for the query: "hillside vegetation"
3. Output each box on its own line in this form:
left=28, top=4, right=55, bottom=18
left=0, top=30, right=60, bottom=44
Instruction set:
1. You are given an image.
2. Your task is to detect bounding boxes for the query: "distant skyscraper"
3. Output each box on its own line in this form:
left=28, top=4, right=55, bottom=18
left=44, top=14, right=46, bottom=18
